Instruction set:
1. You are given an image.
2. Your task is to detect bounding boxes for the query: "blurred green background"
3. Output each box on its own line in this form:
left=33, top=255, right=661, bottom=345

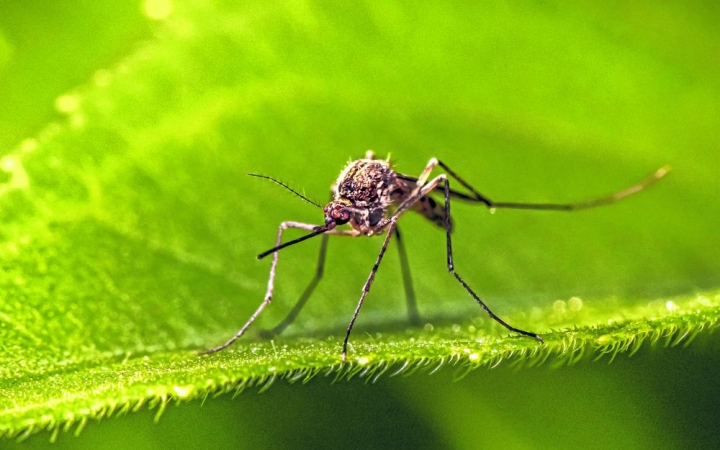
left=1, top=0, right=719, bottom=448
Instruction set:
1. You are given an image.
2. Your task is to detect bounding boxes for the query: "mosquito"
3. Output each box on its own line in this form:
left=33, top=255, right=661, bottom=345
left=201, top=150, right=670, bottom=361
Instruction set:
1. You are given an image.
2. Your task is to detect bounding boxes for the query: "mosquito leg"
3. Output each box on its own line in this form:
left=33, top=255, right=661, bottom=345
left=342, top=219, right=398, bottom=362
left=270, top=233, right=329, bottom=336
left=433, top=160, right=670, bottom=211
left=201, top=221, right=344, bottom=355
left=439, top=177, right=544, bottom=343
left=411, top=158, right=440, bottom=193
left=389, top=168, right=544, bottom=343
left=269, top=189, right=360, bottom=335
left=395, top=226, right=420, bottom=325
left=376, top=158, right=442, bottom=227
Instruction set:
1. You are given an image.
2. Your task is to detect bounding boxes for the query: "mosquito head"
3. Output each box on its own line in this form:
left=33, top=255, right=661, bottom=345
left=323, top=200, right=352, bottom=226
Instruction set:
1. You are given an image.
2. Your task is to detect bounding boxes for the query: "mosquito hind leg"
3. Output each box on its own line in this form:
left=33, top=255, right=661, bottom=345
left=434, top=160, right=670, bottom=211
left=438, top=176, right=544, bottom=342
left=390, top=167, right=544, bottom=343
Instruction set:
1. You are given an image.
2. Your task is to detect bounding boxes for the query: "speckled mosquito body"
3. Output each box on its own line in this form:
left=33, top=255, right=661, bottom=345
left=201, top=150, right=670, bottom=362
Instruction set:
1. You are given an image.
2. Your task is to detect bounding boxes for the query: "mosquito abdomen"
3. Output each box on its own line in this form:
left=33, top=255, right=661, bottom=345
left=413, top=195, right=452, bottom=231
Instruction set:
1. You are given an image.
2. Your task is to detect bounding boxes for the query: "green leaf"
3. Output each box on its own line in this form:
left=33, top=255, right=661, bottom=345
left=1, top=0, right=718, bottom=443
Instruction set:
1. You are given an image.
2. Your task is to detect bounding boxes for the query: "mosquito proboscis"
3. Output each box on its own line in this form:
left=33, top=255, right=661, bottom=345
left=201, top=151, right=670, bottom=361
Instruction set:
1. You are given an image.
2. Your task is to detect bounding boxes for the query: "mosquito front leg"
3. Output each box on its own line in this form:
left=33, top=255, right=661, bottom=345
left=272, top=225, right=368, bottom=334
left=201, top=222, right=354, bottom=355
left=271, top=233, right=329, bottom=335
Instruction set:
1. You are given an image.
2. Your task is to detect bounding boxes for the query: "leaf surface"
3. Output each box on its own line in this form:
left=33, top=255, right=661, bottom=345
left=0, top=0, right=718, bottom=439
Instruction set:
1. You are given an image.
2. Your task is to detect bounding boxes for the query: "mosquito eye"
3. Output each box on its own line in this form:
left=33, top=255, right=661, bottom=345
left=324, top=204, right=351, bottom=225
left=333, top=208, right=351, bottom=224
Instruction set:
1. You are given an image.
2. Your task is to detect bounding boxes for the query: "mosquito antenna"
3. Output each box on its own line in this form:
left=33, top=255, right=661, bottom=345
left=257, top=225, right=330, bottom=259
left=248, top=173, right=322, bottom=208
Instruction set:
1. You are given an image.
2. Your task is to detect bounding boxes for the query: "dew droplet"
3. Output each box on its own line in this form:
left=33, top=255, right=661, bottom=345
left=596, top=334, right=612, bottom=345
left=0, top=155, right=29, bottom=190
left=19, top=138, right=38, bottom=153
left=0, top=155, right=17, bottom=172
left=55, top=94, right=79, bottom=114
left=172, top=385, right=194, bottom=398
left=143, top=0, right=173, bottom=20
left=568, top=296, right=583, bottom=312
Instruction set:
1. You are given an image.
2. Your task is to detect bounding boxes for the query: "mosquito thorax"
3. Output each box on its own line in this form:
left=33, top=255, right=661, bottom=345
left=334, top=158, right=398, bottom=209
